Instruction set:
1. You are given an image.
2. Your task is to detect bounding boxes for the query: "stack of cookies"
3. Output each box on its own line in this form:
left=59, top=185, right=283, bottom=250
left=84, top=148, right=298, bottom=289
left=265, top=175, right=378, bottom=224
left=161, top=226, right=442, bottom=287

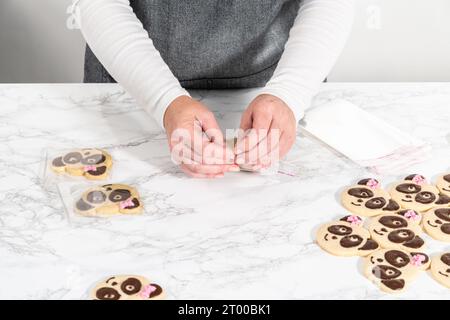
left=316, top=174, right=450, bottom=293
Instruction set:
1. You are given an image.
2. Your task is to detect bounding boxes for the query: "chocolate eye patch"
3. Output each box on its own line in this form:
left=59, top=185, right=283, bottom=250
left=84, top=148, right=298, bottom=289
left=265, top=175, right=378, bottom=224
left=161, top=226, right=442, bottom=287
left=109, top=189, right=132, bottom=202
left=365, top=197, right=386, bottom=209
left=372, top=265, right=401, bottom=280
left=396, top=183, right=421, bottom=194
left=52, top=156, right=65, bottom=167
left=441, top=253, right=450, bottom=266
left=347, top=188, right=374, bottom=198
left=435, top=208, right=450, bottom=222
left=63, top=152, right=82, bottom=164
left=121, top=278, right=142, bottom=295
left=87, top=190, right=107, bottom=204
left=384, top=250, right=410, bottom=268
left=82, top=154, right=106, bottom=165
left=379, top=216, right=407, bottom=229
left=340, top=235, right=363, bottom=248
left=327, top=225, right=352, bottom=236
left=96, top=287, right=120, bottom=300
left=415, top=191, right=436, bottom=204
left=441, top=224, right=450, bottom=235
left=388, top=229, right=415, bottom=243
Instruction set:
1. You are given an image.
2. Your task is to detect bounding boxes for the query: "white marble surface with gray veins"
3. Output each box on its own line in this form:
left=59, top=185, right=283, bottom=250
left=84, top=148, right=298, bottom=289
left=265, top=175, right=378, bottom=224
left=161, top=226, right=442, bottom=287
left=0, top=83, right=449, bottom=299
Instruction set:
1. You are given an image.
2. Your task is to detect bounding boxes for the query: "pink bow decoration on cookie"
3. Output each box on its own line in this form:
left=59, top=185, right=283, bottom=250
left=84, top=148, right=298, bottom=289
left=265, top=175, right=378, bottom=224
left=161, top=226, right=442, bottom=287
left=346, top=215, right=362, bottom=225
left=119, top=198, right=134, bottom=209
left=139, top=284, right=157, bottom=299
left=404, top=210, right=419, bottom=221
left=366, top=178, right=380, bottom=190
left=412, top=175, right=426, bottom=185
left=84, top=165, right=97, bottom=172
left=410, top=254, right=426, bottom=267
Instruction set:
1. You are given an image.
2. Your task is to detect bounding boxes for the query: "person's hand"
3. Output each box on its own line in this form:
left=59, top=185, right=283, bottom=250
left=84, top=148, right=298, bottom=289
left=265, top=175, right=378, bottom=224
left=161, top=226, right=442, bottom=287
left=164, top=95, right=238, bottom=178
left=236, top=94, right=297, bottom=170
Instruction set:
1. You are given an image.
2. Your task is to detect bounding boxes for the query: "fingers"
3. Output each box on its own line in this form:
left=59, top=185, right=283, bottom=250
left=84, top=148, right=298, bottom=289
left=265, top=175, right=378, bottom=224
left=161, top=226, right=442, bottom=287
left=180, top=163, right=240, bottom=178
left=236, top=109, right=272, bottom=156
left=180, top=164, right=224, bottom=179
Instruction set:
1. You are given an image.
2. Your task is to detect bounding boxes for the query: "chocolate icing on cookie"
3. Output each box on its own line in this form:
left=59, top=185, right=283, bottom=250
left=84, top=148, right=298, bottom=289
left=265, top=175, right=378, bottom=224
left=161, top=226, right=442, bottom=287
left=405, top=174, right=425, bottom=181
left=120, top=277, right=142, bottom=295
left=87, top=166, right=107, bottom=176
left=364, top=249, right=429, bottom=293
left=385, top=250, right=410, bottom=268
left=358, top=178, right=378, bottom=185
left=316, top=216, right=378, bottom=256
left=90, top=275, right=164, bottom=300
left=340, top=235, right=363, bottom=248
left=52, top=156, right=65, bottom=167
left=342, top=179, right=399, bottom=217
left=51, top=148, right=112, bottom=180
left=381, top=279, right=405, bottom=290
left=390, top=175, right=443, bottom=212
left=396, top=183, right=421, bottom=194
left=75, top=184, right=142, bottom=217
left=369, top=214, right=425, bottom=251
left=109, top=189, right=132, bottom=202
left=441, top=253, right=450, bottom=265
left=435, top=194, right=450, bottom=205
left=328, top=225, right=352, bottom=236
left=348, top=188, right=374, bottom=198
left=96, top=287, right=121, bottom=300
left=383, top=199, right=400, bottom=211
left=76, top=198, right=94, bottom=211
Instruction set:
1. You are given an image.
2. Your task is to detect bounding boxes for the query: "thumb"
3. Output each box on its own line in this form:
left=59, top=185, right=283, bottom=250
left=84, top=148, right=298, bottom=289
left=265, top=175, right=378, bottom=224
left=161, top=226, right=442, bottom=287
left=198, top=112, right=224, bottom=143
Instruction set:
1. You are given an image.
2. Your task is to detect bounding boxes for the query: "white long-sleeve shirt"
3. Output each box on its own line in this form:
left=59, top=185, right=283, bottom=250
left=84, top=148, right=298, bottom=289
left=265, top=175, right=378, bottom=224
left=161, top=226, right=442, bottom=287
left=74, top=0, right=354, bottom=128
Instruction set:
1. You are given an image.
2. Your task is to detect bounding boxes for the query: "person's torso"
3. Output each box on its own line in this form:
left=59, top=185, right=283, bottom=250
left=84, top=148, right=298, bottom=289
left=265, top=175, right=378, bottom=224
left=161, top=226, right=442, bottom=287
left=85, top=0, right=301, bottom=89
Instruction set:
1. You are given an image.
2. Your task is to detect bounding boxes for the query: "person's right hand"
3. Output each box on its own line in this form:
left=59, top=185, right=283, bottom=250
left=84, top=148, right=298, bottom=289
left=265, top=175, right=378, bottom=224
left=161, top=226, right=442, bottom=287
left=163, top=96, right=238, bottom=178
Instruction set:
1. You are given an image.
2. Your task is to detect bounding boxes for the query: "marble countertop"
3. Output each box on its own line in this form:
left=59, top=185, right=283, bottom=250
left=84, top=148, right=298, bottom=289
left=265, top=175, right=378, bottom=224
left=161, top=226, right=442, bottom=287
left=1, top=83, right=449, bottom=299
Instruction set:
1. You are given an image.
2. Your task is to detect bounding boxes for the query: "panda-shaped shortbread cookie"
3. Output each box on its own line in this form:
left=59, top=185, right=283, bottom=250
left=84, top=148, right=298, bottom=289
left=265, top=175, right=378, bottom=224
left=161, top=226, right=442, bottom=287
left=90, top=275, right=164, bottom=300
left=51, top=148, right=112, bottom=180
left=368, top=214, right=425, bottom=251
left=389, top=174, right=450, bottom=212
left=316, top=215, right=379, bottom=257
left=75, top=184, right=142, bottom=217
left=430, top=253, right=450, bottom=289
left=436, top=173, right=450, bottom=197
left=422, top=207, right=450, bottom=242
left=364, top=249, right=430, bottom=293
left=341, top=178, right=400, bottom=217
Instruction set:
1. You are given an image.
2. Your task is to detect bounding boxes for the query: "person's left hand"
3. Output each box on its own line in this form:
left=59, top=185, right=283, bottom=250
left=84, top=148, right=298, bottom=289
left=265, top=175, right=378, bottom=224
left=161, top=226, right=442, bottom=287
left=235, top=94, right=297, bottom=170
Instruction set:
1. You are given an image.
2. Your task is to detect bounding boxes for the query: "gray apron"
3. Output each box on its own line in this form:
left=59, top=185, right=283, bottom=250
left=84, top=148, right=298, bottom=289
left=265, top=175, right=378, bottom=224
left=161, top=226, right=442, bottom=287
left=84, top=0, right=301, bottom=89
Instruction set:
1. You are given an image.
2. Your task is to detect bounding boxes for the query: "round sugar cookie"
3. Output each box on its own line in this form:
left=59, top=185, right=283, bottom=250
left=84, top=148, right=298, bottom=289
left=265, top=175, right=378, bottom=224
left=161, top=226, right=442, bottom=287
left=316, top=215, right=379, bottom=257
left=90, top=275, right=164, bottom=300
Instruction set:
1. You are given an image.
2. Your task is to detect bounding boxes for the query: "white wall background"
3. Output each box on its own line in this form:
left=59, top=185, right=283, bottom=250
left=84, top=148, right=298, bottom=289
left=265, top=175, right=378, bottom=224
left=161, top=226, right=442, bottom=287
left=0, top=0, right=450, bottom=83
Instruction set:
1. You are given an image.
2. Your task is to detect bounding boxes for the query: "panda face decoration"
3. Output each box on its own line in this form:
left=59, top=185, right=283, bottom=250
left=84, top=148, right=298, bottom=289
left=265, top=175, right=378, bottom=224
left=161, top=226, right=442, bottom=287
left=341, top=178, right=400, bottom=217
left=51, top=148, right=112, bottom=180
left=389, top=174, right=450, bottom=212
left=364, top=249, right=429, bottom=293
left=90, top=275, right=164, bottom=300
left=316, top=215, right=379, bottom=257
